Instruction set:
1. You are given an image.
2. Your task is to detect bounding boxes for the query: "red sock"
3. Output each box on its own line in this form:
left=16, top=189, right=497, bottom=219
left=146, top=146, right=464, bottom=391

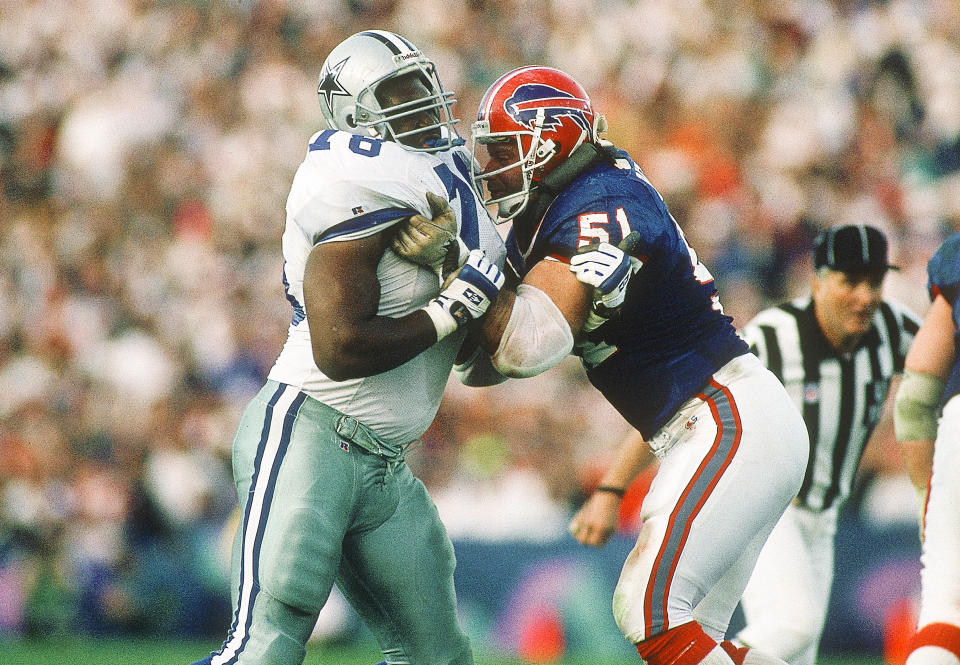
left=636, top=621, right=718, bottom=665
left=910, top=623, right=960, bottom=660
left=719, top=641, right=748, bottom=665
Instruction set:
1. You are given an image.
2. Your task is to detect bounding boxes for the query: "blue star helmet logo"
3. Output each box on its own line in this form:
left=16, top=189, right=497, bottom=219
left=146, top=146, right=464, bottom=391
left=318, top=57, right=351, bottom=110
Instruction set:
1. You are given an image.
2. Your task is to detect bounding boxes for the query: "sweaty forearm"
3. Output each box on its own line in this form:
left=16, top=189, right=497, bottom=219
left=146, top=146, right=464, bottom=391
left=479, top=288, right=517, bottom=354
left=898, top=438, right=935, bottom=494
left=600, top=429, right=656, bottom=491
left=311, top=310, right=439, bottom=381
left=305, top=237, right=438, bottom=380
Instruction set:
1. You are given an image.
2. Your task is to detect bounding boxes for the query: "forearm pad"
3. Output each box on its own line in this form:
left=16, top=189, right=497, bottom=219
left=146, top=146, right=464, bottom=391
left=894, top=368, right=945, bottom=441
left=491, top=284, right=573, bottom=378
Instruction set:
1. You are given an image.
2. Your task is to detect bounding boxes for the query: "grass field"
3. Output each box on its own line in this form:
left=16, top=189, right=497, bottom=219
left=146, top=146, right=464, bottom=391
left=0, top=638, right=887, bottom=665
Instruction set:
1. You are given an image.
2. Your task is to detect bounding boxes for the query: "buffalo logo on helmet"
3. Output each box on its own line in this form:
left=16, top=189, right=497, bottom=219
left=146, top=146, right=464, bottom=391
left=503, top=83, right=592, bottom=133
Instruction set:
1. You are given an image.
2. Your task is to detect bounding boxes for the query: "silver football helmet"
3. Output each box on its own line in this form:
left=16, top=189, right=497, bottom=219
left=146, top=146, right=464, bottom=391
left=317, top=30, right=460, bottom=152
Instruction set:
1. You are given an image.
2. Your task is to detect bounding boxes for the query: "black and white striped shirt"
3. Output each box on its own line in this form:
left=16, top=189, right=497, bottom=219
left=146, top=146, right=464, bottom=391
left=741, top=298, right=921, bottom=512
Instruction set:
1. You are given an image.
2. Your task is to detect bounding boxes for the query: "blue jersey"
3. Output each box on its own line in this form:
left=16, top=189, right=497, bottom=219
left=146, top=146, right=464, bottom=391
left=504, top=149, right=748, bottom=438
left=927, top=231, right=960, bottom=406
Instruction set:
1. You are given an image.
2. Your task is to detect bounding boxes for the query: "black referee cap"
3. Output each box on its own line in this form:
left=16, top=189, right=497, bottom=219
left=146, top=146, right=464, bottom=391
left=813, top=225, right=898, bottom=274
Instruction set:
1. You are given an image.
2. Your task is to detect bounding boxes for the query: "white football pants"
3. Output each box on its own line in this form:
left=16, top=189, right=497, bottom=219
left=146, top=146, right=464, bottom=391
left=915, top=395, right=960, bottom=630
left=613, top=353, right=809, bottom=644
left=736, top=502, right=838, bottom=665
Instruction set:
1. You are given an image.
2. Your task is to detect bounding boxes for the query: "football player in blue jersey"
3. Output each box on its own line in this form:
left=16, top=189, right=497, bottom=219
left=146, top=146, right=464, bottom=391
left=474, top=64, right=812, bottom=665
left=895, top=231, right=960, bottom=665
left=189, top=31, right=505, bottom=665
left=399, top=65, right=808, bottom=665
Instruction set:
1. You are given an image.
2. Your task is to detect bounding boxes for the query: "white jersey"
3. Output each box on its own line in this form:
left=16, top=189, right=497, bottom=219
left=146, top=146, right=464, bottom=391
left=268, top=130, right=505, bottom=446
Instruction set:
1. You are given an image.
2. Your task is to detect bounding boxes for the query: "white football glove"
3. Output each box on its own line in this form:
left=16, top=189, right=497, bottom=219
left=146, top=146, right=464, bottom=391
left=570, top=232, right=642, bottom=320
left=422, top=249, right=505, bottom=340
left=392, top=192, right=468, bottom=278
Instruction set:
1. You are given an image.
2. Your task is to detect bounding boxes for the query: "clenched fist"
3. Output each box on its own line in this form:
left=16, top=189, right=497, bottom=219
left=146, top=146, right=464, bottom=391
left=392, top=192, right=466, bottom=277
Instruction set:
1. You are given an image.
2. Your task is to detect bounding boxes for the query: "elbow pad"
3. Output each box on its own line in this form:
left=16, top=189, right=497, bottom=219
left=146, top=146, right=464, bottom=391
left=491, top=284, right=573, bottom=378
left=453, top=346, right=508, bottom=387
left=894, top=368, right=945, bottom=441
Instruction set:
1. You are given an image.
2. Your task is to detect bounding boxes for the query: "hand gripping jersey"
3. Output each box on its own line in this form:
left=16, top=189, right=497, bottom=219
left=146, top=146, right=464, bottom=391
left=928, top=230, right=960, bottom=406
left=504, top=148, right=747, bottom=438
left=268, top=130, right=505, bottom=446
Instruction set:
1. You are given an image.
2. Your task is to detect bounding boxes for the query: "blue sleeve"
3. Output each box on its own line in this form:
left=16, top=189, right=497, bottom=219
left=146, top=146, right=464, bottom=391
left=926, top=232, right=960, bottom=407
left=928, top=232, right=960, bottom=308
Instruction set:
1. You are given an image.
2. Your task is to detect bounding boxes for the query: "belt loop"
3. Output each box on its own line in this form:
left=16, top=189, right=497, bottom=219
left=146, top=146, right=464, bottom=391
left=336, top=414, right=388, bottom=458
left=336, top=415, right=360, bottom=440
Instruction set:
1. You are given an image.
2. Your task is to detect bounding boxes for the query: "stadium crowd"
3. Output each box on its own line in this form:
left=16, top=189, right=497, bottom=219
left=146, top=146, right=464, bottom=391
left=1, top=0, right=959, bottom=642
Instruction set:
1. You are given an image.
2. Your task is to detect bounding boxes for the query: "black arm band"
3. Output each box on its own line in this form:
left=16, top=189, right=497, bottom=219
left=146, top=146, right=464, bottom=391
left=595, top=485, right=626, bottom=497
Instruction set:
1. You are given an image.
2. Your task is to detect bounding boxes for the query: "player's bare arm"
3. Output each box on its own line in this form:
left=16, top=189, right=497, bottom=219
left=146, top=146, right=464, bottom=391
left=526, top=260, right=594, bottom=333
left=904, top=294, right=956, bottom=379
left=896, top=294, right=956, bottom=494
left=303, top=231, right=438, bottom=381
left=305, top=230, right=504, bottom=381
left=569, top=429, right=657, bottom=548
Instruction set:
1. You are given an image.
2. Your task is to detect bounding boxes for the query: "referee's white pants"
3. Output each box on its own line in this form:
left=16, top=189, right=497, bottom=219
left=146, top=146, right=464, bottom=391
left=915, top=395, right=960, bottom=630
left=612, top=353, right=809, bottom=645
left=736, top=502, right=838, bottom=665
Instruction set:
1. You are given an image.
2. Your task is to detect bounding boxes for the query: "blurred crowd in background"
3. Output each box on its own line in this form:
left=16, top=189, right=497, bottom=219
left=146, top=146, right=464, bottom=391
left=1, top=0, right=959, bottom=645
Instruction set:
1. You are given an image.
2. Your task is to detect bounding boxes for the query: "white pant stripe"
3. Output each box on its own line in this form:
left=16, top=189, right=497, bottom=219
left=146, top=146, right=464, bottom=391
left=213, top=384, right=301, bottom=665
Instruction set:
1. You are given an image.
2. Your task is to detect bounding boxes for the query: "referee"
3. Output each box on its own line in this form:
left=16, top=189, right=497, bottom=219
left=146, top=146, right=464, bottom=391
left=733, top=224, right=922, bottom=665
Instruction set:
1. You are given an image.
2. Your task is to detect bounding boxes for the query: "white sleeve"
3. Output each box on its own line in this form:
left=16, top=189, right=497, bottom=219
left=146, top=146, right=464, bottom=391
left=286, top=132, right=442, bottom=246
left=491, top=284, right=574, bottom=378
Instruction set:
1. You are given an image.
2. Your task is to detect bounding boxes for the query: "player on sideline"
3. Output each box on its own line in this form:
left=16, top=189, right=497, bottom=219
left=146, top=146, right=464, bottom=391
left=895, top=231, right=960, bottom=665
left=396, top=65, right=808, bottom=665
left=567, top=224, right=921, bottom=665
left=189, top=30, right=505, bottom=665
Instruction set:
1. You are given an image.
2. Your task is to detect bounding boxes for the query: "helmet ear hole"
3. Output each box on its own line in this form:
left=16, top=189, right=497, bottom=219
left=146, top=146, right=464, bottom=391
left=345, top=113, right=356, bottom=128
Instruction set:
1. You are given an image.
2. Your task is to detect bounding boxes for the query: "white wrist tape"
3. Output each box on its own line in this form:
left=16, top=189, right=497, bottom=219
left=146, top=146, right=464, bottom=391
left=422, top=300, right=460, bottom=341
left=491, top=284, right=573, bottom=378
left=894, top=368, right=944, bottom=441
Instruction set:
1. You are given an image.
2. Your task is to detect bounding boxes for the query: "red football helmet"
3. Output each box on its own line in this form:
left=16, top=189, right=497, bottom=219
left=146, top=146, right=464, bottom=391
left=472, top=66, right=597, bottom=222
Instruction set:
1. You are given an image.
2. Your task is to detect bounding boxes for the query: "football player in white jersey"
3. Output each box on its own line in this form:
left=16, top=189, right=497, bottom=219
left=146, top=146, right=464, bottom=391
left=189, top=30, right=505, bottom=665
